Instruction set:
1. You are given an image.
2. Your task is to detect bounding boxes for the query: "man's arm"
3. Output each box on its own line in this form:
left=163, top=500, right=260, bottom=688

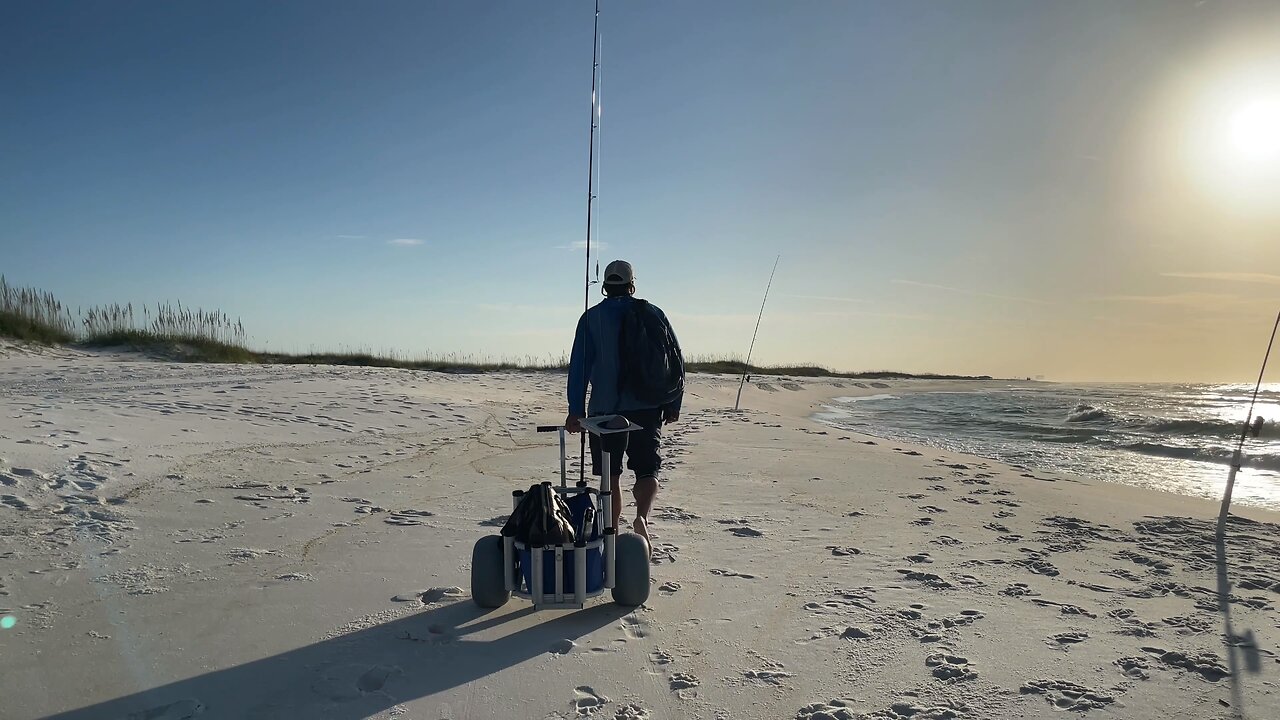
left=657, top=306, right=683, bottom=422
left=566, top=311, right=594, bottom=430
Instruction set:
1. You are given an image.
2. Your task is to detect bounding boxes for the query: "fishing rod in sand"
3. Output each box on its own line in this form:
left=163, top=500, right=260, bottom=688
left=577, top=0, right=602, bottom=484
left=734, top=255, right=780, bottom=411
left=1216, top=307, right=1279, bottom=532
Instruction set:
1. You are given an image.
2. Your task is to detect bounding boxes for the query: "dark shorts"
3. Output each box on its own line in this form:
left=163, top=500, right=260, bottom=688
left=588, top=408, right=664, bottom=478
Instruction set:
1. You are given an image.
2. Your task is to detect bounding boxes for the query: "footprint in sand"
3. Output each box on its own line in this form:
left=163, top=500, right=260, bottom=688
left=1046, top=631, right=1089, bottom=647
left=621, top=615, right=649, bottom=639
left=650, top=542, right=679, bottom=564
left=744, top=667, right=795, bottom=686
left=1019, top=679, right=1115, bottom=711
left=384, top=509, right=433, bottom=526
left=839, top=626, right=872, bottom=640
left=1, top=494, right=32, bottom=510
left=612, top=703, right=651, bottom=720
left=310, top=664, right=401, bottom=702
left=1029, top=599, right=1095, bottom=617
left=796, top=699, right=858, bottom=720
left=1141, top=646, right=1229, bottom=681
left=926, top=653, right=977, bottom=682
left=827, top=546, right=862, bottom=556
left=655, top=507, right=700, bottom=522
left=1000, top=583, right=1039, bottom=598
left=572, top=686, right=610, bottom=716
left=649, top=649, right=674, bottom=665
left=727, top=526, right=763, bottom=538
left=710, top=568, right=756, bottom=579
left=1115, top=656, right=1152, bottom=680
left=659, top=581, right=681, bottom=594
left=668, top=672, right=700, bottom=692
left=1160, top=615, right=1213, bottom=635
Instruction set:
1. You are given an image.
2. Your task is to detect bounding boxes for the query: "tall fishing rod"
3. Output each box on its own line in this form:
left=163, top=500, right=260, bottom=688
left=734, top=255, right=780, bottom=411
left=578, top=0, right=602, bottom=483
left=1217, top=307, right=1279, bottom=531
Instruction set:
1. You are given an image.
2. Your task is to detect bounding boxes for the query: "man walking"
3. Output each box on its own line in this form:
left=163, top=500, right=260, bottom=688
left=565, top=260, right=684, bottom=545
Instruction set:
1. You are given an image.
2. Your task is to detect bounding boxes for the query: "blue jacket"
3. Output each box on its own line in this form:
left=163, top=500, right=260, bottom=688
left=568, top=296, right=683, bottom=417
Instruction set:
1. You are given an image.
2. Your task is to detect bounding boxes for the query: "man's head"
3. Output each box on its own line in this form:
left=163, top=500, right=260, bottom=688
left=602, top=259, right=635, bottom=298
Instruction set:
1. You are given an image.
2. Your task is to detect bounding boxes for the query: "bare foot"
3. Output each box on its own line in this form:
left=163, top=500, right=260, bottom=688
left=633, top=517, right=651, bottom=552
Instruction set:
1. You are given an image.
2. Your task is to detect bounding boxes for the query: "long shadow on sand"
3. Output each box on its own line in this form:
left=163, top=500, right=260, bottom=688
left=41, top=600, right=633, bottom=719
left=1215, top=517, right=1267, bottom=720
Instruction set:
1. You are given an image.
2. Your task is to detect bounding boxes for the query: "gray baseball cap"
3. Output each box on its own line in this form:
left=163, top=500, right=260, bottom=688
left=602, top=260, right=635, bottom=285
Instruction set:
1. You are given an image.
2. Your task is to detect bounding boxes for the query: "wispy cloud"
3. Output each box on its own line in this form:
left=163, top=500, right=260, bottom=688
left=336, top=234, right=367, bottom=240
left=554, top=240, right=609, bottom=252
left=1162, top=272, right=1280, bottom=286
left=388, top=238, right=424, bottom=247
left=1100, top=292, right=1243, bottom=307
left=781, top=293, right=866, bottom=304
left=891, top=279, right=1051, bottom=306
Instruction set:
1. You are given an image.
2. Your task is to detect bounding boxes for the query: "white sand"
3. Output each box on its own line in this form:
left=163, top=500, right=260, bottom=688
left=1, top=341, right=1277, bottom=719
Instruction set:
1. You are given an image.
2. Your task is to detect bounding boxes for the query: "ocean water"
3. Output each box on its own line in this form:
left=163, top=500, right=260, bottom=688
left=815, top=383, right=1280, bottom=511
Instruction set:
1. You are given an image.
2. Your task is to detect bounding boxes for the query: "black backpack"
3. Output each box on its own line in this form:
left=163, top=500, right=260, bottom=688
left=617, top=299, right=684, bottom=409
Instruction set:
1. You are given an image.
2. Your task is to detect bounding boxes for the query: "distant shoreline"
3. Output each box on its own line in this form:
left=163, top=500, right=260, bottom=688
left=0, top=334, right=996, bottom=381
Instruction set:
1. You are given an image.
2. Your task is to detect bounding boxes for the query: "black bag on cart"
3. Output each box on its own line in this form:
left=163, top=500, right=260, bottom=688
left=501, top=483, right=576, bottom=546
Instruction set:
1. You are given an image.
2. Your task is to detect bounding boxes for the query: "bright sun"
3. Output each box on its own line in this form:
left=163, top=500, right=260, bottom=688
left=1185, top=63, right=1280, bottom=213
left=1223, top=95, right=1280, bottom=170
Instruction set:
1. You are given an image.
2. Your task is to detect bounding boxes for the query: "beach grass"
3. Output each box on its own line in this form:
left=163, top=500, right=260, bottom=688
left=1, top=277, right=990, bottom=379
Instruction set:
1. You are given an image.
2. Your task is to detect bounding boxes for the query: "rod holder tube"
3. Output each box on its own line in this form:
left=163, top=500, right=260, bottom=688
left=559, top=429, right=567, bottom=487
left=531, top=545, right=544, bottom=602
left=554, top=545, right=565, bottom=603
left=503, top=536, right=514, bottom=592
left=574, top=541, right=587, bottom=604
left=601, top=450, right=614, bottom=531
left=605, top=528, right=616, bottom=588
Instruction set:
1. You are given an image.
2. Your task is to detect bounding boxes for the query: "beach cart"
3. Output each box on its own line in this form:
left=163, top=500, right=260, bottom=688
left=470, top=416, right=651, bottom=609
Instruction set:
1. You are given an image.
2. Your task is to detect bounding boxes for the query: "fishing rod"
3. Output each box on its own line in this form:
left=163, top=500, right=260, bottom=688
left=1217, top=307, right=1279, bottom=531
left=734, top=255, right=780, bottom=411
left=578, top=0, right=602, bottom=483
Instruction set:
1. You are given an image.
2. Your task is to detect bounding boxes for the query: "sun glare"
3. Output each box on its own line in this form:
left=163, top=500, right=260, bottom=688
left=1184, top=56, right=1280, bottom=213
left=1223, top=94, right=1280, bottom=171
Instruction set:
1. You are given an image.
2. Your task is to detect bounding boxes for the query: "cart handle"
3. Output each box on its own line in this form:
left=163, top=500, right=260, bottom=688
left=536, top=425, right=564, bottom=433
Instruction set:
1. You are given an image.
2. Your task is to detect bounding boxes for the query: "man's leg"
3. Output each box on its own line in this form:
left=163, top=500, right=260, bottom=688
left=633, top=473, right=658, bottom=525
left=626, top=408, right=664, bottom=544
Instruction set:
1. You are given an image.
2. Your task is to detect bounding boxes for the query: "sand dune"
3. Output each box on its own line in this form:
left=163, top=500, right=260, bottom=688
left=1, top=342, right=1276, bottom=719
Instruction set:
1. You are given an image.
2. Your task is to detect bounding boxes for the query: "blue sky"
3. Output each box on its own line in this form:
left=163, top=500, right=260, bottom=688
left=4, top=1, right=1280, bottom=381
